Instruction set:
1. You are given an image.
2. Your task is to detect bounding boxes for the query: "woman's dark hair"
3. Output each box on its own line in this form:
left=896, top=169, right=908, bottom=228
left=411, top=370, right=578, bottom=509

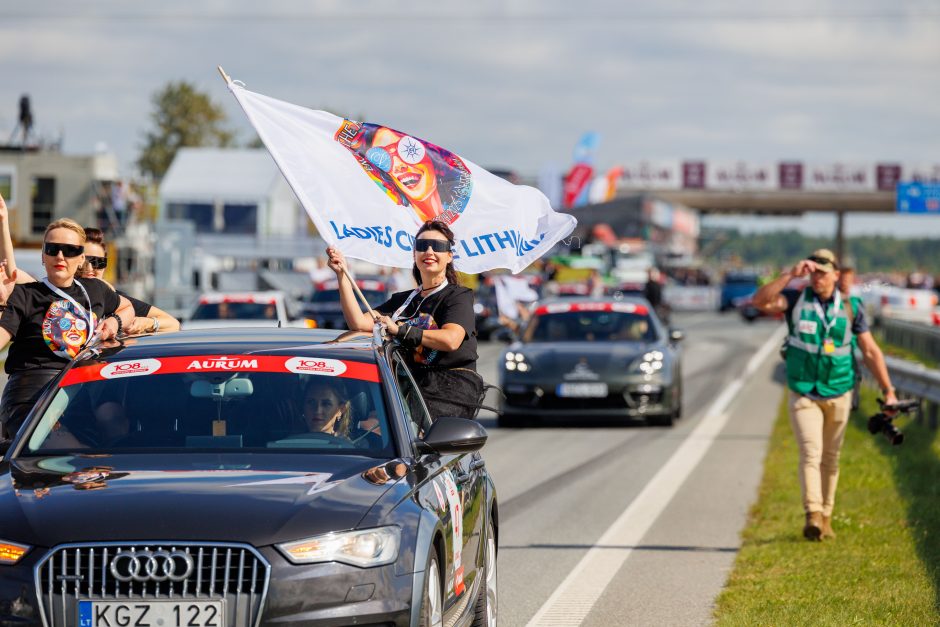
left=83, top=227, right=106, bottom=247
left=412, top=220, right=460, bottom=287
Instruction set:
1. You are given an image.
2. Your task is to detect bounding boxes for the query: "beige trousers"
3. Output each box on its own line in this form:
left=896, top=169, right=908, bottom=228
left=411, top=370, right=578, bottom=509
left=788, top=390, right=853, bottom=516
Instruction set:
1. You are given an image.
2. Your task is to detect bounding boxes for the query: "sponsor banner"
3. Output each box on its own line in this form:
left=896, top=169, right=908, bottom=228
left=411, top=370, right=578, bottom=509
left=563, top=163, right=593, bottom=208
left=804, top=163, right=875, bottom=191
left=618, top=160, right=681, bottom=190
left=902, top=163, right=940, bottom=184
left=705, top=162, right=777, bottom=191
left=59, top=355, right=379, bottom=387
left=535, top=302, right=648, bottom=316
left=779, top=162, right=804, bottom=189
left=682, top=161, right=706, bottom=189
left=227, top=82, right=575, bottom=274
left=876, top=164, right=902, bottom=191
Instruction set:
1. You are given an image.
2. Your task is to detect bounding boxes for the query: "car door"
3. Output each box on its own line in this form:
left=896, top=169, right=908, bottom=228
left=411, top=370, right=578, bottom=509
left=390, top=355, right=482, bottom=608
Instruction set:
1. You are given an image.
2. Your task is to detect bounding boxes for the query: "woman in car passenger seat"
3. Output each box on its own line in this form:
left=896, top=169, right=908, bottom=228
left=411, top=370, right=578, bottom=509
left=326, top=220, right=483, bottom=419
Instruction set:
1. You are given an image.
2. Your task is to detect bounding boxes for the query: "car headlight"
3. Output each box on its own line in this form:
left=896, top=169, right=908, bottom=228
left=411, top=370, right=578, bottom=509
left=505, top=352, right=530, bottom=372
left=277, top=527, right=400, bottom=567
left=0, top=540, right=30, bottom=565
left=632, top=351, right=665, bottom=375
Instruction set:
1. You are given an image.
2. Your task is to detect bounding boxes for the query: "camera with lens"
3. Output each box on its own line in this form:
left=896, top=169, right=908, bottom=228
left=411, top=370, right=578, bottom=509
left=867, top=398, right=919, bottom=446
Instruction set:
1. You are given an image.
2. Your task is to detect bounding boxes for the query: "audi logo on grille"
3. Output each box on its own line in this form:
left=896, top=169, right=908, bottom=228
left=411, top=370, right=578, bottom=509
left=109, top=550, right=195, bottom=582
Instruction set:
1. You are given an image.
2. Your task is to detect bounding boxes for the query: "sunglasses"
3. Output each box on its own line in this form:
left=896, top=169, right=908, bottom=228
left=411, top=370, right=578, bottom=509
left=807, top=255, right=837, bottom=269
left=85, top=256, right=107, bottom=270
left=414, top=239, right=452, bottom=253
left=44, top=242, right=84, bottom=258
left=366, top=135, right=427, bottom=173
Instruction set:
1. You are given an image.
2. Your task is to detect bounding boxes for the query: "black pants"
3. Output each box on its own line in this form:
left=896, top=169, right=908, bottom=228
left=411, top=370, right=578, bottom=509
left=414, top=368, right=486, bottom=420
left=0, top=369, right=59, bottom=441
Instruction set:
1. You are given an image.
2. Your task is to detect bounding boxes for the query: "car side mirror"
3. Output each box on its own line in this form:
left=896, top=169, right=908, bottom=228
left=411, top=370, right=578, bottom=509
left=669, top=328, right=684, bottom=343
left=420, top=417, right=488, bottom=455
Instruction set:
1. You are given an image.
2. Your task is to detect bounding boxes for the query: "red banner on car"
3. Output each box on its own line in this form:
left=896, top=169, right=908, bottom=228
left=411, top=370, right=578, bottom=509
left=534, top=302, right=648, bottom=316
left=59, top=355, right=380, bottom=387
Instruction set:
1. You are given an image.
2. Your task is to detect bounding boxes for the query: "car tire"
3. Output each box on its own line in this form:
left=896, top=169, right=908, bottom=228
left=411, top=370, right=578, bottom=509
left=419, top=552, right=444, bottom=627
left=472, top=516, right=498, bottom=627
left=648, top=412, right=674, bottom=427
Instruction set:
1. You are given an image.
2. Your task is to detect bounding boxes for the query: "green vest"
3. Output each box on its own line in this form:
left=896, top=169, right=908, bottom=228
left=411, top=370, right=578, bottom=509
left=785, top=288, right=855, bottom=396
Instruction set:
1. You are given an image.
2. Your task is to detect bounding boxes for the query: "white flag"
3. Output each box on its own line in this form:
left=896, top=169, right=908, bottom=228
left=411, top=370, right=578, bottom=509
left=227, top=82, right=576, bottom=274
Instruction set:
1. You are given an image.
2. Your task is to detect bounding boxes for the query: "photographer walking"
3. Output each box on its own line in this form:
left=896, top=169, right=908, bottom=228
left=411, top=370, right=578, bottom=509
left=753, top=249, right=897, bottom=541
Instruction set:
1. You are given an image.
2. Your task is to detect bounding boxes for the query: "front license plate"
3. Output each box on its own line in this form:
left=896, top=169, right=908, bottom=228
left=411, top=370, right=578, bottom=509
left=78, top=600, right=223, bottom=627
left=557, top=383, right=609, bottom=398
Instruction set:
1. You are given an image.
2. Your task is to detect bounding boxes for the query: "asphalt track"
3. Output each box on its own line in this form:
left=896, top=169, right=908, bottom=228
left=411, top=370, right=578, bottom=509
left=475, top=312, right=786, bottom=626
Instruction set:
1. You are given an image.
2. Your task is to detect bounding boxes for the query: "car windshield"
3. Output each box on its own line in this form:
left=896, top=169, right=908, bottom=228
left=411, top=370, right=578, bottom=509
left=309, top=289, right=386, bottom=304
left=190, top=302, right=279, bottom=321
left=523, top=303, right=657, bottom=343
left=23, top=356, right=394, bottom=457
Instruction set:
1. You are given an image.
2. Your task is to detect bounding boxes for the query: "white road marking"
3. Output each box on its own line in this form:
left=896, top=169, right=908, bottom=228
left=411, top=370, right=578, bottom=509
left=526, top=324, right=788, bottom=626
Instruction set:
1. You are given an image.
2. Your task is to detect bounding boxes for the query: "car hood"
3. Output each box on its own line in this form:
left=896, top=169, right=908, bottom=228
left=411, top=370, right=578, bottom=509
left=182, top=320, right=281, bottom=330
left=0, top=454, right=401, bottom=547
left=508, top=342, right=663, bottom=375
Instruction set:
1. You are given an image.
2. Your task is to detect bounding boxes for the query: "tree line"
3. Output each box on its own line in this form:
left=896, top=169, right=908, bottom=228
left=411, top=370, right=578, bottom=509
left=704, top=228, right=940, bottom=274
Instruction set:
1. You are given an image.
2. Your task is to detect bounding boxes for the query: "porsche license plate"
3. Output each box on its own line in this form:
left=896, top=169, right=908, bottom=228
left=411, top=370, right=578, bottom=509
left=78, top=600, right=223, bottom=627
left=557, top=383, right=608, bottom=398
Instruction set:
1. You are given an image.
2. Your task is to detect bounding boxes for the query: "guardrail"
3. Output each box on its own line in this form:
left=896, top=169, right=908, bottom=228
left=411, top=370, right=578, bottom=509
left=879, top=318, right=940, bottom=365
left=862, top=355, right=940, bottom=429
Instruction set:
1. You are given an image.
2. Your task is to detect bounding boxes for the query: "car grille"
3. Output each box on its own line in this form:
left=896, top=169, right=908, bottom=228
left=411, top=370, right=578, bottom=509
left=34, top=543, right=270, bottom=627
left=506, top=391, right=630, bottom=411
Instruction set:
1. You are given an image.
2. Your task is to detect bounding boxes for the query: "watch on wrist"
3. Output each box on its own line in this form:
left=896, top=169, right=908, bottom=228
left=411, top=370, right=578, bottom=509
left=150, top=316, right=160, bottom=333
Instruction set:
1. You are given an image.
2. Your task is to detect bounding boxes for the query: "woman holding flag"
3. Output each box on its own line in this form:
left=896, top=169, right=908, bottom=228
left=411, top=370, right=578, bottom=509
left=327, top=220, right=485, bottom=419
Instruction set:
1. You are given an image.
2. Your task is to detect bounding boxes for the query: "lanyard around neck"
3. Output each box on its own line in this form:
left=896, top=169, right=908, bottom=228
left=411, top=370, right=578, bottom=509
left=42, top=277, right=95, bottom=334
left=392, top=280, right=449, bottom=321
left=813, top=290, right=841, bottom=335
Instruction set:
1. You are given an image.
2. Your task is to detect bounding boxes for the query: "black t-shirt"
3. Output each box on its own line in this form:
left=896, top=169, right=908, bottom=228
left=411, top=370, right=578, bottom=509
left=0, top=278, right=121, bottom=373
left=118, top=290, right=151, bottom=317
left=376, top=284, right=478, bottom=370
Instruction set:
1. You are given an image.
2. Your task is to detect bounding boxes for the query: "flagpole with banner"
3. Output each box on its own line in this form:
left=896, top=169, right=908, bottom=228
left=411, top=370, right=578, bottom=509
left=218, top=69, right=577, bottom=280
left=217, top=67, right=379, bottom=322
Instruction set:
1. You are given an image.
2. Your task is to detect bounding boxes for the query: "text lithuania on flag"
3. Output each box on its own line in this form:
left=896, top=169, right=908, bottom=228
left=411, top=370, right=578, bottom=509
left=227, top=81, right=576, bottom=274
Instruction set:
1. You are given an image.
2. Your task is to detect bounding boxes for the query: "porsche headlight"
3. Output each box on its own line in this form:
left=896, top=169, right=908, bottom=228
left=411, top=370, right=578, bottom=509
left=633, top=351, right=665, bottom=375
left=505, top=352, right=530, bottom=372
left=0, top=540, right=30, bottom=565
left=277, top=527, right=401, bottom=567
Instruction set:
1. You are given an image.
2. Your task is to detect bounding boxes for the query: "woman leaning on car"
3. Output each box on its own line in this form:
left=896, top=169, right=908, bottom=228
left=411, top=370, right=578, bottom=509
left=0, top=218, right=134, bottom=440
left=327, top=220, right=484, bottom=419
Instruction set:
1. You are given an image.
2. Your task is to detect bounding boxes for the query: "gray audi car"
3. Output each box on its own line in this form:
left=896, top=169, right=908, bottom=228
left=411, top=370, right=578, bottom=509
left=498, top=297, right=683, bottom=427
left=0, top=328, right=497, bottom=627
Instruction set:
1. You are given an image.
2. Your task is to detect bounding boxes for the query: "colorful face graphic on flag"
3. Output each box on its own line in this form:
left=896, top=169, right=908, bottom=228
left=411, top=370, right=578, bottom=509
left=335, top=120, right=473, bottom=225
left=42, top=299, right=95, bottom=359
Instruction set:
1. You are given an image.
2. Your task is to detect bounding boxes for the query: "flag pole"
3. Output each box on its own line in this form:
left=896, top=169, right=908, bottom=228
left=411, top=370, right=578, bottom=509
left=217, top=66, right=231, bottom=85
left=343, top=268, right=380, bottom=323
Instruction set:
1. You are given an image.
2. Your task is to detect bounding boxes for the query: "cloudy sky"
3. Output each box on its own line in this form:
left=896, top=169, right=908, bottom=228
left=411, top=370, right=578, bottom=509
left=3, top=1, right=939, bottom=235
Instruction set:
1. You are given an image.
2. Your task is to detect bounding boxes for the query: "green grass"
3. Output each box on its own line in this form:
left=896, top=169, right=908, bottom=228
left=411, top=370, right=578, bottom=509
left=714, top=386, right=940, bottom=626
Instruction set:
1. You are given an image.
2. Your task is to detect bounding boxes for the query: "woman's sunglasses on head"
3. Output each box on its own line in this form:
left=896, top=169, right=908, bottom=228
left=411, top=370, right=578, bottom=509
left=43, top=243, right=84, bottom=258
left=85, top=256, right=107, bottom=270
left=414, top=239, right=452, bottom=253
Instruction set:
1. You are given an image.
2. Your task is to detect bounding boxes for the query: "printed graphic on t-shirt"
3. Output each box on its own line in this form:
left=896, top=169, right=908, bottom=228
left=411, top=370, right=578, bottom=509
left=41, top=299, right=96, bottom=359
left=406, top=312, right=439, bottom=365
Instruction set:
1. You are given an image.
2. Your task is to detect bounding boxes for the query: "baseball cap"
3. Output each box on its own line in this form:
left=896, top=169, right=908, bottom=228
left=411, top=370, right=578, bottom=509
left=807, top=249, right=838, bottom=273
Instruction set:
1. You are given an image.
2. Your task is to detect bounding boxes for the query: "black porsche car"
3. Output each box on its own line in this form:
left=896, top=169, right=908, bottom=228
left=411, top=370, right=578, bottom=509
left=0, top=328, right=497, bottom=627
left=498, top=297, right=683, bottom=427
